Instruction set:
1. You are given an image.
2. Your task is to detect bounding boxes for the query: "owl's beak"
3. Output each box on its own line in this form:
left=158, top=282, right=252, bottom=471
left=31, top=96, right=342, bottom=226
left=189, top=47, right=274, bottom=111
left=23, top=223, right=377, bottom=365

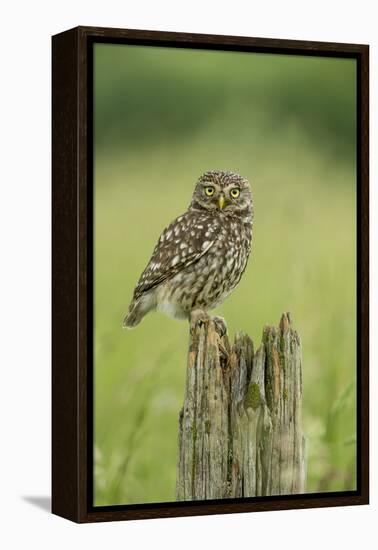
left=218, top=195, right=225, bottom=210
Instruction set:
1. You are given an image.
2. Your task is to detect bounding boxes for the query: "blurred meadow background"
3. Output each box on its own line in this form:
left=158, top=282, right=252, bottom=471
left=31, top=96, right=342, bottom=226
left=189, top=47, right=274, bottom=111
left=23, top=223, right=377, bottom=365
left=94, top=43, right=356, bottom=505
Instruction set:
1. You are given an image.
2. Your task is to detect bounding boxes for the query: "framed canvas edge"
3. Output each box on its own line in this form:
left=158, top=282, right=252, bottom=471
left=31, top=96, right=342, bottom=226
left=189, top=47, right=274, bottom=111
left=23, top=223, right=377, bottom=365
left=52, top=27, right=80, bottom=522
left=52, top=25, right=369, bottom=524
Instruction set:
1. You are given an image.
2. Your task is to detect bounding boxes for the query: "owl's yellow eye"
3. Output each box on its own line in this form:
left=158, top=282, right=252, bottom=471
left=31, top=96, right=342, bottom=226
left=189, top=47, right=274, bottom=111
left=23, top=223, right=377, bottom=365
left=205, top=186, right=215, bottom=197
left=230, top=188, right=240, bottom=198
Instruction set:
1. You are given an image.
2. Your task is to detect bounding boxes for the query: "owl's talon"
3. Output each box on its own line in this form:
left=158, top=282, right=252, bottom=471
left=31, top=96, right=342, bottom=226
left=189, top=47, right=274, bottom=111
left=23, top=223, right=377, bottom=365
left=190, top=309, right=210, bottom=334
left=213, top=316, right=227, bottom=338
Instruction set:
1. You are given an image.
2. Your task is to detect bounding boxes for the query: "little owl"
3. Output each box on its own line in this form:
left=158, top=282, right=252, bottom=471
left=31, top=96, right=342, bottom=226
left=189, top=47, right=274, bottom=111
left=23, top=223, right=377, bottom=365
left=123, top=170, right=253, bottom=330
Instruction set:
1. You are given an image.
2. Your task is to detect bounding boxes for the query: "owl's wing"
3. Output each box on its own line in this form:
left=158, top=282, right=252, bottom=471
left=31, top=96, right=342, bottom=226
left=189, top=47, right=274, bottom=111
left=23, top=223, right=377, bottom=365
left=132, top=211, right=220, bottom=300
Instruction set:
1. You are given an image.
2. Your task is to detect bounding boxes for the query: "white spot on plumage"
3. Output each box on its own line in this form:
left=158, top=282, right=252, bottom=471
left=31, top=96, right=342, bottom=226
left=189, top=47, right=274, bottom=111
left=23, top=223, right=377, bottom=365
left=171, top=255, right=180, bottom=266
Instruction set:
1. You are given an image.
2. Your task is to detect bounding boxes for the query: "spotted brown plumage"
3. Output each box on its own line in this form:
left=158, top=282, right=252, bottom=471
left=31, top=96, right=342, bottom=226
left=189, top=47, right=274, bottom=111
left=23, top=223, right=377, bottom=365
left=123, top=170, right=253, bottom=328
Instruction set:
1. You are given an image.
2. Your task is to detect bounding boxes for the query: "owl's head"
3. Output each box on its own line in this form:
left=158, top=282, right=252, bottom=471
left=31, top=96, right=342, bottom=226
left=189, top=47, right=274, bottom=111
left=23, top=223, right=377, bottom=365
left=190, top=170, right=253, bottom=217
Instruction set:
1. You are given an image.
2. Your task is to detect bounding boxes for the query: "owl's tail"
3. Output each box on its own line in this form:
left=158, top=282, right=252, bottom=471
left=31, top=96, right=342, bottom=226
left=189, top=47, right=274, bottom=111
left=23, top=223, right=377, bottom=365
left=122, top=293, right=155, bottom=329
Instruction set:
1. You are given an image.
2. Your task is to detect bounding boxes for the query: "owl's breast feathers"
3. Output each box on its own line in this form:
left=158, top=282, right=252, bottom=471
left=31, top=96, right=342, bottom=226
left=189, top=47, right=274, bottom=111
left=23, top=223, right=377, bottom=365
left=132, top=210, right=252, bottom=303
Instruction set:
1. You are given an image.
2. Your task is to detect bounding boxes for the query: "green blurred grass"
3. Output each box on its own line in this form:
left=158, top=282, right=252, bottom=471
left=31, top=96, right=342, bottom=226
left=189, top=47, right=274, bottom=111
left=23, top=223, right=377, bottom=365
left=94, top=45, right=356, bottom=505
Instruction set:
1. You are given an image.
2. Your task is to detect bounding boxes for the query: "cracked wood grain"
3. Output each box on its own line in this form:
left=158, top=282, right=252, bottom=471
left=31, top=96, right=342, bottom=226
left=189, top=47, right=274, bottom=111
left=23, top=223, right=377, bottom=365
left=176, top=313, right=306, bottom=500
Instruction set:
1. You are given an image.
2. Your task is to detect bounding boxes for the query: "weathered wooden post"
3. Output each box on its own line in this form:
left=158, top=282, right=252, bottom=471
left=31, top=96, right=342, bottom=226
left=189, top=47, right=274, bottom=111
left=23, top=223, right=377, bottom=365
left=176, top=312, right=306, bottom=500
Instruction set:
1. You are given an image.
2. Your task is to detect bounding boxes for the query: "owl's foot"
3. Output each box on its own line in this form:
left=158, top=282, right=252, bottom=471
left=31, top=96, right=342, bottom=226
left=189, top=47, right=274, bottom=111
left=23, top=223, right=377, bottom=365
left=212, top=316, right=228, bottom=338
left=190, top=309, right=210, bottom=335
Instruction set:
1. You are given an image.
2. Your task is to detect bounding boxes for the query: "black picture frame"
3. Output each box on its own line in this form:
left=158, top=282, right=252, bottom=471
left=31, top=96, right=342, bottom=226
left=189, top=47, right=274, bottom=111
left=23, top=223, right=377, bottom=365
left=52, top=25, right=369, bottom=523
